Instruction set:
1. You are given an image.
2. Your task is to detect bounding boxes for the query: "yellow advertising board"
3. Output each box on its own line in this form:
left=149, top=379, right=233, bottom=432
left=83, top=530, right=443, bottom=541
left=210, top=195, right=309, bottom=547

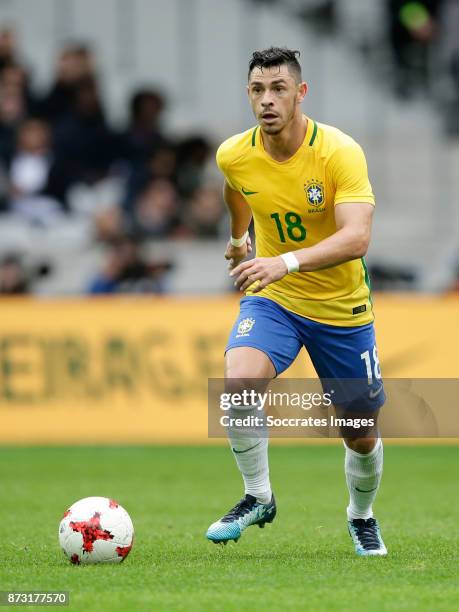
left=0, top=295, right=458, bottom=443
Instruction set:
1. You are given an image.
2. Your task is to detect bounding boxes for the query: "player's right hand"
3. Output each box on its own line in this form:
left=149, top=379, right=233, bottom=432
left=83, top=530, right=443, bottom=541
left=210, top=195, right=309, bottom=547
left=225, top=235, right=252, bottom=270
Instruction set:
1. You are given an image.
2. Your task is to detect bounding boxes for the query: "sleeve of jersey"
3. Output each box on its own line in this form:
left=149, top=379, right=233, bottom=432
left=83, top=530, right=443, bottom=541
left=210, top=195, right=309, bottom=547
left=215, top=142, right=238, bottom=191
left=330, top=143, right=375, bottom=206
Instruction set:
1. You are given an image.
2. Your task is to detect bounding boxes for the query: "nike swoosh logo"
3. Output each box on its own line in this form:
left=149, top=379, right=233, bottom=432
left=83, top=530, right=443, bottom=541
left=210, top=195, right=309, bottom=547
left=369, top=386, right=383, bottom=399
left=232, top=441, right=262, bottom=454
left=355, top=486, right=378, bottom=493
left=242, top=187, right=259, bottom=196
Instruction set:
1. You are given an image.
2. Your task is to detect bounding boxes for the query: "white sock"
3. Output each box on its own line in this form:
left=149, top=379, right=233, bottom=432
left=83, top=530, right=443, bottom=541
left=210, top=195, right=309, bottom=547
left=344, top=438, right=383, bottom=520
left=228, top=404, right=271, bottom=504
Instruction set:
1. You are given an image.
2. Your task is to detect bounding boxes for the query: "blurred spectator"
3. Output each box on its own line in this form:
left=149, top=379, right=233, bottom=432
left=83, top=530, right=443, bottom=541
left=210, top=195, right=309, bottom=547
left=387, top=0, right=442, bottom=98
left=0, top=252, right=52, bottom=295
left=122, top=88, right=167, bottom=163
left=176, top=136, right=212, bottom=197
left=93, top=205, right=125, bottom=243
left=0, top=27, right=18, bottom=71
left=0, top=254, right=29, bottom=294
left=183, top=186, right=225, bottom=237
left=8, top=119, right=70, bottom=220
left=133, top=178, right=182, bottom=237
left=123, top=143, right=178, bottom=213
left=38, top=43, right=95, bottom=120
left=0, top=62, right=38, bottom=114
left=437, top=0, right=459, bottom=134
left=88, top=234, right=172, bottom=294
left=0, top=29, right=30, bottom=165
left=1, top=62, right=25, bottom=89
left=0, top=85, right=26, bottom=165
left=148, top=143, right=177, bottom=181
left=53, top=77, right=120, bottom=185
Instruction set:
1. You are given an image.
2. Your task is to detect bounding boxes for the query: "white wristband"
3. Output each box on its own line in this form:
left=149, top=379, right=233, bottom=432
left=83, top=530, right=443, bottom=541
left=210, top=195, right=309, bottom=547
left=281, top=252, right=300, bottom=273
left=230, top=231, right=249, bottom=247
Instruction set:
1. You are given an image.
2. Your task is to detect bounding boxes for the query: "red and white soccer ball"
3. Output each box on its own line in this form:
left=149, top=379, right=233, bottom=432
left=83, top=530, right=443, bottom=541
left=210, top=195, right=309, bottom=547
left=58, top=496, right=134, bottom=565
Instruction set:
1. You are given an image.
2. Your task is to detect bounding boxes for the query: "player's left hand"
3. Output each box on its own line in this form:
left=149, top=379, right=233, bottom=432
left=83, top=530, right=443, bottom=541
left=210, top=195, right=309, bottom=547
left=230, top=256, right=288, bottom=292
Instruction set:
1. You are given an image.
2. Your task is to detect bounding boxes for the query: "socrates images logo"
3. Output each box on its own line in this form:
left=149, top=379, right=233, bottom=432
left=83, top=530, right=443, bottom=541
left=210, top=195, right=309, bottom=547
left=236, top=317, right=256, bottom=338
left=305, top=180, right=324, bottom=207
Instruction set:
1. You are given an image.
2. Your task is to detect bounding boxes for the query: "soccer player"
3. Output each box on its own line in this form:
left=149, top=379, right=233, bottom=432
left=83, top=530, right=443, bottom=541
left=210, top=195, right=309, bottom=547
left=206, top=47, right=387, bottom=556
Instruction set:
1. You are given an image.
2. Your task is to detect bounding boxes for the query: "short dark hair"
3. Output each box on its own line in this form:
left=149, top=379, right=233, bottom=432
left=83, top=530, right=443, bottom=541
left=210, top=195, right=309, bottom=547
left=248, top=47, right=302, bottom=82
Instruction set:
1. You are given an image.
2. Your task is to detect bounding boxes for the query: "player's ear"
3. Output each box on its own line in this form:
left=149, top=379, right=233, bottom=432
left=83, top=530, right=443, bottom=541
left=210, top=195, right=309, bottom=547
left=297, top=81, right=308, bottom=103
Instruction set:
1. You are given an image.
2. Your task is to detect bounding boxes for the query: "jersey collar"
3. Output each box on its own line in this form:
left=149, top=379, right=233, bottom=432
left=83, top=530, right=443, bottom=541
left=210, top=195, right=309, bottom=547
left=256, top=115, right=317, bottom=165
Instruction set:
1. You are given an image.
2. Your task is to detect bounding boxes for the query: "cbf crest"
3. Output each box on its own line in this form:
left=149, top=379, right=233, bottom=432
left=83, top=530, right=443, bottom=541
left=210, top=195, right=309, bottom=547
left=236, top=317, right=256, bottom=338
left=304, top=180, right=325, bottom=207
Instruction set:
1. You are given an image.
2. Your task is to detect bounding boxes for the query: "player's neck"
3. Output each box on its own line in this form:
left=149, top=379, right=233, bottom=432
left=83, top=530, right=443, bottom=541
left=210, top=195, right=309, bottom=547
left=261, top=114, right=307, bottom=162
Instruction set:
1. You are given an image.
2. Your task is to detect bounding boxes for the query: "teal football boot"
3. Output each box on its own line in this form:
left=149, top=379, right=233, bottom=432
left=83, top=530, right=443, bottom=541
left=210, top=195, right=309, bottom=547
left=206, top=494, right=276, bottom=544
left=348, top=517, right=388, bottom=556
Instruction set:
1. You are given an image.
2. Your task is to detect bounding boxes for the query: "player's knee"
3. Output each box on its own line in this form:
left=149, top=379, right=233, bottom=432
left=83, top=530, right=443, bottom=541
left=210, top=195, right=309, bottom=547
left=224, top=374, right=266, bottom=397
left=224, top=361, right=272, bottom=396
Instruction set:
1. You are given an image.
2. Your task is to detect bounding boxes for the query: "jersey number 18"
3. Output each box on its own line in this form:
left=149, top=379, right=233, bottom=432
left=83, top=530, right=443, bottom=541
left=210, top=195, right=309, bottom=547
left=270, top=212, right=307, bottom=243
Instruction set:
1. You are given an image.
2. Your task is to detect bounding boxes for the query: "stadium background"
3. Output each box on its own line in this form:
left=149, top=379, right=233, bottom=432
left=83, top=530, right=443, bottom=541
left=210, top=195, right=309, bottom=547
left=0, top=1, right=458, bottom=610
left=1, top=0, right=459, bottom=442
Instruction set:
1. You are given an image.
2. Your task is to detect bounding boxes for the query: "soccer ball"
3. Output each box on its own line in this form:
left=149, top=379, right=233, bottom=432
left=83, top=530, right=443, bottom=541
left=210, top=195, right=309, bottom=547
left=58, top=496, right=134, bottom=564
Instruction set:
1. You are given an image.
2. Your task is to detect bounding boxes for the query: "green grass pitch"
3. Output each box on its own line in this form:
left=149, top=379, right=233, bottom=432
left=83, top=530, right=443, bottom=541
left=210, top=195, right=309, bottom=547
left=0, top=445, right=457, bottom=611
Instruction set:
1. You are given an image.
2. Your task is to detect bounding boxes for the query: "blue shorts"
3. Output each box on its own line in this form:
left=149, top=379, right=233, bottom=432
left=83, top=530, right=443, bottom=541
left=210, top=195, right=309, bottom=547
left=226, top=296, right=385, bottom=412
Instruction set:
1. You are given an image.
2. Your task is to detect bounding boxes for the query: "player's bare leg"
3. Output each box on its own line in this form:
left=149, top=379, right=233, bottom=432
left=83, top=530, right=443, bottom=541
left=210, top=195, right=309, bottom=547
left=206, top=347, right=277, bottom=544
left=343, top=433, right=387, bottom=556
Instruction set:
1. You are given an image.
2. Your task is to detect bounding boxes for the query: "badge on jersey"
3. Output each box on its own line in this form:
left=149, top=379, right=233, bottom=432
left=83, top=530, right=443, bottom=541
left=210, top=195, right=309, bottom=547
left=304, top=180, right=325, bottom=208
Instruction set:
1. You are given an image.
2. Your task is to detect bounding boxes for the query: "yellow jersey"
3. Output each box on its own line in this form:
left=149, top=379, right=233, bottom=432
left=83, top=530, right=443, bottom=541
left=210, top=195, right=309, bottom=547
left=216, top=116, right=376, bottom=327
